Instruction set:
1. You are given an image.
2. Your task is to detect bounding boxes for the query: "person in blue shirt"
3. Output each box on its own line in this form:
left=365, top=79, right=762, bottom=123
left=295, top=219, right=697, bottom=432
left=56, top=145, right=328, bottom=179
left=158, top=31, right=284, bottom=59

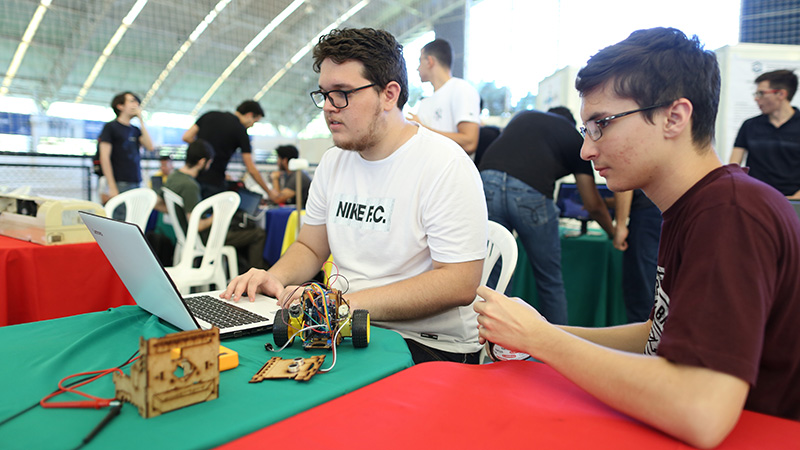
left=98, top=91, right=154, bottom=201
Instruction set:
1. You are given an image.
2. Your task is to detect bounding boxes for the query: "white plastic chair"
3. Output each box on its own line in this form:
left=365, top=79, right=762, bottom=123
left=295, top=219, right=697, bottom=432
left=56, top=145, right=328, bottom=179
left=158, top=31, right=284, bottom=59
left=162, top=188, right=239, bottom=286
left=477, top=221, right=519, bottom=363
left=103, top=188, right=157, bottom=231
left=164, top=190, right=240, bottom=294
left=162, top=187, right=196, bottom=264
left=481, top=221, right=519, bottom=293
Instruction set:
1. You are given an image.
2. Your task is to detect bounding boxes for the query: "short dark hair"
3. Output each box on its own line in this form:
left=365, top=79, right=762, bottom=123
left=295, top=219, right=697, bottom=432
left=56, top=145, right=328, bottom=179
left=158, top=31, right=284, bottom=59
left=159, top=155, right=171, bottom=162
left=110, top=92, right=140, bottom=117
left=185, top=139, right=214, bottom=167
left=275, top=144, right=299, bottom=160
left=236, top=100, right=264, bottom=117
left=312, top=28, right=409, bottom=109
left=421, top=39, right=453, bottom=69
left=756, top=69, right=798, bottom=101
left=547, top=106, right=576, bottom=125
left=575, top=27, right=720, bottom=149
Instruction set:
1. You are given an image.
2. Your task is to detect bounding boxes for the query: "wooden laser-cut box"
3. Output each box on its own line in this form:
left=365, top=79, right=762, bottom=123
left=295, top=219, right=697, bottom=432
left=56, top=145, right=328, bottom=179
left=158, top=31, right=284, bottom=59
left=113, top=328, right=220, bottom=418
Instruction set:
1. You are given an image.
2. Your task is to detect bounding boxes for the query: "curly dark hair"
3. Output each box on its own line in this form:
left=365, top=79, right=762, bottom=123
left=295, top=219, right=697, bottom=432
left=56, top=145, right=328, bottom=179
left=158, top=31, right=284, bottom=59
left=275, top=144, right=299, bottom=160
left=312, top=28, right=409, bottom=109
left=236, top=100, right=264, bottom=117
left=576, top=27, right=720, bottom=149
left=186, top=139, right=214, bottom=167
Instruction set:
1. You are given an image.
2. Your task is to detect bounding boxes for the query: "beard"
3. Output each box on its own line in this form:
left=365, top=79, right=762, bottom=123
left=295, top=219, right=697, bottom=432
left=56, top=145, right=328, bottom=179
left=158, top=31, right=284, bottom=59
left=330, top=102, right=384, bottom=153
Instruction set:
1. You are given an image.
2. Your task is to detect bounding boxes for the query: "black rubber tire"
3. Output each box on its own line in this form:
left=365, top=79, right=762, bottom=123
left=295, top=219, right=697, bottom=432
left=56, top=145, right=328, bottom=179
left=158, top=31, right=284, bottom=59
left=351, top=309, right=370, bottom=348
left=273, top=309, right=293, bottom=348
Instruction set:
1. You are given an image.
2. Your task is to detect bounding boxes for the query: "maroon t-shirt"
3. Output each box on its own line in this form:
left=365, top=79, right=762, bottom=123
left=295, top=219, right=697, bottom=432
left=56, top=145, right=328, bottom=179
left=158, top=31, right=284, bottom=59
left=646, top=164, right=800, bottom=420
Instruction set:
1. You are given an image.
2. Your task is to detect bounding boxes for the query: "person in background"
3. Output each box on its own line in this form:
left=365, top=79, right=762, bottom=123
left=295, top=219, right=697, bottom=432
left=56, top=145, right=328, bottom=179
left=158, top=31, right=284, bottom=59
left=182, top=100, right=267, bottom=199
left=264, top=144, right=312, bottom=208
left=478, top=106, right=614, bottom=325
left=149, top=154, right=173, bottom=197
left=730, top=69, right=800, bottom=199
left=154, top=155, right=173, bottom=184
left=475, top=28, right=800, bottom=448
left=148, top=154, right=176, bottom=249
left=222, top=28, right=487, bottom=365
left=612, top=189, right=662, bottom=323
left=97, top=176, right=110, bottom=205
left=163, top=139, right=267, bottom=273
left=409, top=38, right=481, bottom=155
left=98, top=91, right=154, bottom=210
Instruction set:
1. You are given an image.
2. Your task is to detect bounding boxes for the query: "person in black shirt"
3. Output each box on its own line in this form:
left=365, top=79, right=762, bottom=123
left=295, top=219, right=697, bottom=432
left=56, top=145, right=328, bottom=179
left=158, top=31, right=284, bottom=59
left=182, top=100, right=267, bottom=198
left=730, top=69, right=800, bottom=199
left=478, top=106, right=613, bottom=324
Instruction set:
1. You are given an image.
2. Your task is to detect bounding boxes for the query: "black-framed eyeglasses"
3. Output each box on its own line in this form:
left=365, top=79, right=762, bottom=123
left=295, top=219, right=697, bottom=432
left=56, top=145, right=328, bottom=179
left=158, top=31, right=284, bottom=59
left=579, top=101, right=674, bottom=142
left=753, top=89, right=779, bottom=99
left=310, top=84, right=376, bottom=109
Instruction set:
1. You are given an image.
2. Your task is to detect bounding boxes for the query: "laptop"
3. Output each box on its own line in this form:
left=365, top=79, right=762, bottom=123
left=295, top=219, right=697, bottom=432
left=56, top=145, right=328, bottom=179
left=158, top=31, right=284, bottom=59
left=150, top=175, right=163, bottom=192
left=237, top=188, right=264, bottom=217
left=79, top=211, right=280, bottom=339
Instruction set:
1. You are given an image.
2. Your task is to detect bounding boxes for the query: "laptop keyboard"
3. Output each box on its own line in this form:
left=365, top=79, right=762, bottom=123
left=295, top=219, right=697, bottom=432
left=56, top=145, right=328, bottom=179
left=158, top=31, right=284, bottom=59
left=184, top=295, right=268, bottom=328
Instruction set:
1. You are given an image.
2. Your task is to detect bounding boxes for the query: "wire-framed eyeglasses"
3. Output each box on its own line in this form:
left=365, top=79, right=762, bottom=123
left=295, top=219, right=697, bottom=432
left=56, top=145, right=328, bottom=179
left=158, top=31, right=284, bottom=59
left=579, top=101, right=674, bottom=142
left=310, top=84, right=376, bottom=109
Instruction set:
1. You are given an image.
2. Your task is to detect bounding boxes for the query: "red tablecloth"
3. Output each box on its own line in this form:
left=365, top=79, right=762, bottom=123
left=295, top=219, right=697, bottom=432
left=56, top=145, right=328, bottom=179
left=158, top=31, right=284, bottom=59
left=0, top=235, right=134, bottom=326
left=221, top=361, right=800, bottom=449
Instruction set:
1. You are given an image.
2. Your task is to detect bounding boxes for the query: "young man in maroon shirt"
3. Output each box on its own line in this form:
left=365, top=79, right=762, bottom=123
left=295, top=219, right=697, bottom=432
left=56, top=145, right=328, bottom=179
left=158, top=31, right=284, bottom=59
left=475, top=27, right=800, bottom=448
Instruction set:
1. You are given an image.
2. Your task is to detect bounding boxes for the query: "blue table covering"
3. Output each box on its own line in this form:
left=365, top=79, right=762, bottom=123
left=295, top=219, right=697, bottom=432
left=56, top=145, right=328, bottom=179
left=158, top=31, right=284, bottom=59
left=262, top=206, right=295, bottom=265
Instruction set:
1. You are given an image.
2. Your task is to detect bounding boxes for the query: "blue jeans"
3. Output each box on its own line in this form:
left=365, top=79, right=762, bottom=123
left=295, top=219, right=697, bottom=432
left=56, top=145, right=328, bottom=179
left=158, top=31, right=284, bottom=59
left=110, top=181, right=140, bottom=221
left=481, top=170, right=568, bottom=325
left=622, top=204, right=662, bottom=322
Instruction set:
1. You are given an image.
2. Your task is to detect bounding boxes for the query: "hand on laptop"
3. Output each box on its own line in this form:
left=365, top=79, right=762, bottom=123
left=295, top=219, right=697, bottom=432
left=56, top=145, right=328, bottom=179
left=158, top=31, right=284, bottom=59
left=220, top=268, right=284, bottom=303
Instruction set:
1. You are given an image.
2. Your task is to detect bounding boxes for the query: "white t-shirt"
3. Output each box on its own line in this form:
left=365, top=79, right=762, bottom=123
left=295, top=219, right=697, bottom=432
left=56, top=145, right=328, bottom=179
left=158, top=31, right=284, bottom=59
left=304, top=126, right=488, bottom=353
left=417, top=77, right=481, bottom=133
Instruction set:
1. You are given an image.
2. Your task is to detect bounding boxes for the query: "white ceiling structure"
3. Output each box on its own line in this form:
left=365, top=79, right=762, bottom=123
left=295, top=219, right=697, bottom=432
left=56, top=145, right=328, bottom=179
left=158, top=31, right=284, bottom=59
left=0, top=0, right=468, bottom=133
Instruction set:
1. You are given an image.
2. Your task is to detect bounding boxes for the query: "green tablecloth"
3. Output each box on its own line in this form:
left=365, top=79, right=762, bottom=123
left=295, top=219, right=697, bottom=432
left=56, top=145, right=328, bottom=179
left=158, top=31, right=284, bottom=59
left=510, top=230, right=627, bottom=327
left=0, top=306, right=413, bottom=449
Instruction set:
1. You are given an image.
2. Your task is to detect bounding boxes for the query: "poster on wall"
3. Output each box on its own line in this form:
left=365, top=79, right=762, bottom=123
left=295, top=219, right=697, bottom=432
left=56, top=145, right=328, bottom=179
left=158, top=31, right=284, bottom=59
left=536, top=66, right=581, bottom=119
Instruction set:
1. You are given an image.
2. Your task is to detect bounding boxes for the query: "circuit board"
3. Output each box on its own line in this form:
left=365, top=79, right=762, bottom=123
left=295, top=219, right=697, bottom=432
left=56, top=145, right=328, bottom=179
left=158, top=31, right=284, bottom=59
left=249, top=356, right=326, bottom=382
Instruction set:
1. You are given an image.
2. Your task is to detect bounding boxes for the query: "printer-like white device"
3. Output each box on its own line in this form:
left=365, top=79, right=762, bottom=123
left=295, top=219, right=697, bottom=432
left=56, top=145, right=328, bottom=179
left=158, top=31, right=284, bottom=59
left=0, top=193, right=106, bottom=245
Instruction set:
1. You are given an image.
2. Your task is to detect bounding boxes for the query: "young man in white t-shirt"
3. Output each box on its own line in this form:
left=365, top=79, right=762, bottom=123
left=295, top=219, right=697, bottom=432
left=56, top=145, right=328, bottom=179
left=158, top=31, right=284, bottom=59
left=222, top=28, right=488, bottom=364
left=409, top=39, right=481, bottom=155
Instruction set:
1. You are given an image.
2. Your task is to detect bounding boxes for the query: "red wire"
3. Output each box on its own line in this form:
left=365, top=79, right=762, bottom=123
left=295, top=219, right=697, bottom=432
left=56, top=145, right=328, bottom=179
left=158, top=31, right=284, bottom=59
left=40, top=366, right=126, bottom=409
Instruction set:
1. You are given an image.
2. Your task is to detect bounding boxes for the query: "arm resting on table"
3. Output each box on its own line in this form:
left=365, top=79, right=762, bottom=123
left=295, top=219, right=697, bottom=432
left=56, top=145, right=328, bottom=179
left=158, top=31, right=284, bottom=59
left=541, top=327, right=749, bottom=449
left=475, top=287, right=748, bottom=449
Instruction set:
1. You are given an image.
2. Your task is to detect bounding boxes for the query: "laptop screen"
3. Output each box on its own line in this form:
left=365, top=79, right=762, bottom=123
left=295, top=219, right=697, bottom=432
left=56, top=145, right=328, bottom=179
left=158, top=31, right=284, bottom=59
left=79, top=211, right=199, bottom=331
left=151, top=175, right=163, bottom=192
left=555, top=182, right=614, bottom=221
left=238, top=189, right=263, bottom=216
